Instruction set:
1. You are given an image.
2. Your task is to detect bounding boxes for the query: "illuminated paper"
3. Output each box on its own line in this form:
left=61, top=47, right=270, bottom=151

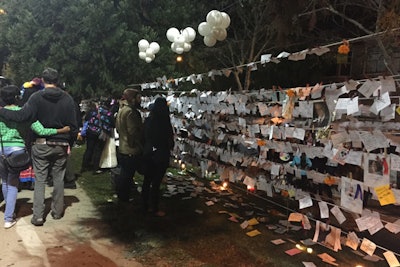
left=391, top=153, right=400, bottom=171
left=246, top=229, right=261, bottom=237
left=288, top=213, right=303, bottom=222
left=383, top=251, right=400, bottom=267
left=299, top=195, right=313, bottom=209
left=270, top=239, right=286, bottom=245
left=374, top=184, right=396, bottom=206
left=324, top=226, right=342, bottom=252
left=370, top=91, right=391, bottom=114
left=384, top=219, right=400, bottom=234
left=360, top=238, right=376, bottom=256
left=358, top=79, right=380, bottom=98
left=317, top=253, right=337, bottom=266
left=240, top=220, right=249, bottom=229
left=330, top=206, right=346, bottom=224
left=302, top=262, right=317, bottom=267
left=247, top=218, right=259, bottom=226
left=318, top=201, right=329, bottom=219
left=345, top=231, right=359, bottom=250
left=285, top=248, right=302, bottom=256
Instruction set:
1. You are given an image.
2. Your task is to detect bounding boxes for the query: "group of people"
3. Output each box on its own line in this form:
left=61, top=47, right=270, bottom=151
left=0, top=68, right=175, bottom=229
left=0, top=67, right=78, bottom=228
left=115, top=89, right=174, bottom=217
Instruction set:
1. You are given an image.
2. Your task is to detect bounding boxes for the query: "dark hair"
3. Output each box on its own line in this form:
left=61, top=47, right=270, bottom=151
left=42, top=67, right=59, bottom=84
left=0, top=85, right=20, bottom=105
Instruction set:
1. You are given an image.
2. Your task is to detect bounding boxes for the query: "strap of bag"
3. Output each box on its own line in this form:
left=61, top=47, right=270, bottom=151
left=0, top=133, right=4, bottom=158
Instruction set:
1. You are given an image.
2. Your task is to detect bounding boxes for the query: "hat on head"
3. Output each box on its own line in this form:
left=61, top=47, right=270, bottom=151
left=31, top=77, right=41, bottom=85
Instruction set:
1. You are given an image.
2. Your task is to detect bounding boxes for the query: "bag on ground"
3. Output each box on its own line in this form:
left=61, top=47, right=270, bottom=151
left=99, top=137, right=118, bottom=169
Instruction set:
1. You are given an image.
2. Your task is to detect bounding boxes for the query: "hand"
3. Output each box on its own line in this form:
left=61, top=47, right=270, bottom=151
left=57, top=125, right=70, bottom=134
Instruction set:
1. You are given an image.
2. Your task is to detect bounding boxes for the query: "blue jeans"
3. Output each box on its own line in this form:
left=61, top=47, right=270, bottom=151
left=0, top=147, right=25, bottom=222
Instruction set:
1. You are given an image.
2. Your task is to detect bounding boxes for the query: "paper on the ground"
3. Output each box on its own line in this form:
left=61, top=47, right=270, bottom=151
left=270, top=239, right=286, bottom=245
left=246, top=229, right=261, bottom=237
left=302, top=262, right=317, bottom=267
left=285, top=248, right=302, bottom=256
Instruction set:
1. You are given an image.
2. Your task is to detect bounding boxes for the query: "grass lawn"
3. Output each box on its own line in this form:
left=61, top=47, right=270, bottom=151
left=70, top=144, right=389, bottom=267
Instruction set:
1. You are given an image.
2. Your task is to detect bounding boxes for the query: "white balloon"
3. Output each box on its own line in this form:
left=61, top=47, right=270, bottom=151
left=145, top=47, right=154, bottom=57
left=215, top=28, right=227, bottom=41
left=176, top=47, right=184, bottom=54
left=183, top=42, right=191, bottom=52
left=198, top=22, right=212, bottom=37
left=171, top=42, right=177, bottom=51
left=220, top=12, right=231, bottom=29
left=145, top=57, right=152, bottom=63
left=207, top=10, right=222, bottom=27
left=166, top=27, right=180, bottom=42
left=149, top=42, right=160, bottom=54
left=203, top=35, right=217, bottom=47
left=182, top=27, right=196, bottom=42
left=174, top=35, right=186, bottom=46
left=138, top=39, right=149, bottom=51
left=139, top=51, right=146, bottom=60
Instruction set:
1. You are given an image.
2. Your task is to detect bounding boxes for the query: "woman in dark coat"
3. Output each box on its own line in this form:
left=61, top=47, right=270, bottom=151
left=142, top=97, right=174, bottom=216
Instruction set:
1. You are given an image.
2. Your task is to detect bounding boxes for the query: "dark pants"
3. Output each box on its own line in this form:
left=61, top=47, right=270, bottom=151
left=116, top=153, right=138, bottom=201
left=141, top=158, right=167, bottom=212
left=82, top=133, right=105, bottom=171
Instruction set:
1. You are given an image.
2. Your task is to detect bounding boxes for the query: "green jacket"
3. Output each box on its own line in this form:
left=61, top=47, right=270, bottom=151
left=116, top=100, right=144, bottom=156
left=0, top=105, right=57, bottom=147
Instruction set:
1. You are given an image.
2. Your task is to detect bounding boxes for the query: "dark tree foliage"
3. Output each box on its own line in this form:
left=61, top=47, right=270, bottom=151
left=0, top=0, right=397, bottom=98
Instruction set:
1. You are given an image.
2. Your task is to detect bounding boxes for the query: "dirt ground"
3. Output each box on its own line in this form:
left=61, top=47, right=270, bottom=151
left=1, top=172, right=395, bottom=267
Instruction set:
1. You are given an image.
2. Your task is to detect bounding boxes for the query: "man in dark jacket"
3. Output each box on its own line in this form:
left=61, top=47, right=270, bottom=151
left=0, top=67, right=78, bottom=226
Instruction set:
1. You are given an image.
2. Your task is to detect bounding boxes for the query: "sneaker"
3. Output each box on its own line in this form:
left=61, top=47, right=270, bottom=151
left=64, top=182, right=77, bottom=189
left=4, top=220, right=17, bottom=229
left=51, top=211, right=63, bottom=220
left=31, top=217, right=44, bottom=226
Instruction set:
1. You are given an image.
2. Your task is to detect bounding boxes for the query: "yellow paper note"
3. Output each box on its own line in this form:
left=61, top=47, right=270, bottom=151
left=247, top=218, right=259, bottom=226
left=374, top=185, right=396, bottom=206
left=246, top=229, right=261, bottom=237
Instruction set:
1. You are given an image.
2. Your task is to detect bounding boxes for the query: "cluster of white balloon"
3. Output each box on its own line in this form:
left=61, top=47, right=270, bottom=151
left=138, top=10, right=230, bottom=62
left=138, top=39, right=160, bottom=63
left=166, top=27, right=196, bottom=54
left=198, top=10, right=230, bottom=47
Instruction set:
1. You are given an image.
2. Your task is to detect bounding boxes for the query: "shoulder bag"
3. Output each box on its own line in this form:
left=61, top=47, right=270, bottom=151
left=0, top=134, right=31, bottom=172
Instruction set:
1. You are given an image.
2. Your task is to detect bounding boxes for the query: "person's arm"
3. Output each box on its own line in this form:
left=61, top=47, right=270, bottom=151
left=0, top=98, right=37, bottom=122
left=306, top=157, right=312, bottom=168
left=31, top=120, right=70, bottom=136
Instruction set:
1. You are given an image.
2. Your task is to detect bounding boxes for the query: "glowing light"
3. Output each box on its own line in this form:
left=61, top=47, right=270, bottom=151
left=295, top=244, right=303, bottom=250
left=354, top=265, right=363, bottom=267
left=306, top=248, right=313, bottom=253
left=222, top=182, right=228, bottom=188
left=176, top=56, right=183, bottom=62
left=181, top=163, right=186, bottom=170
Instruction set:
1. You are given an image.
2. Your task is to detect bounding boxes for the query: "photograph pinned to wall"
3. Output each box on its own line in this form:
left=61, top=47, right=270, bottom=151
left=363, top=153, right=390, bottom=188
left=340, top=176, right=363, bottom=214
left=313, top=101, right=331, bottom=128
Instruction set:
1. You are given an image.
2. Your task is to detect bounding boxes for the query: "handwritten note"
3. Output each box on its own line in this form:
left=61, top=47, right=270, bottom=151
left=374, top=184, right=396, bottom=206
